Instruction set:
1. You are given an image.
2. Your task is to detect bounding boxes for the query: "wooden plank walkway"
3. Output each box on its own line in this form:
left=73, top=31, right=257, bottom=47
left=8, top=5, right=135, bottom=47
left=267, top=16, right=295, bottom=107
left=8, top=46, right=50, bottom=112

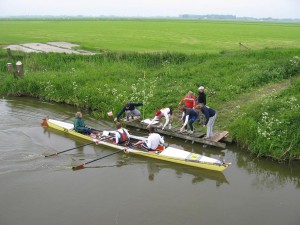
left=210, top=131, right=229, bottom=142
left=121, top=119, right=231, bottom=148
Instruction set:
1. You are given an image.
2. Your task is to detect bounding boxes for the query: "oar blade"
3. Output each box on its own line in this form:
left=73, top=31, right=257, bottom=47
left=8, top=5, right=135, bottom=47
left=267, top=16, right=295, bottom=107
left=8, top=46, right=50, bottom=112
left=72, top=164, right=85, bottom=170
left=70, top=158, right=85, bottom=169
left=43, top=150, right=58, bottom=157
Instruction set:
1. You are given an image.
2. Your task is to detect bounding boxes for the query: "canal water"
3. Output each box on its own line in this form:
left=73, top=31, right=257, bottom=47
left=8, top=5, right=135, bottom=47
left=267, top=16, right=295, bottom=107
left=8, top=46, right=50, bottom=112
left=0, top=97, right=299, bottom=225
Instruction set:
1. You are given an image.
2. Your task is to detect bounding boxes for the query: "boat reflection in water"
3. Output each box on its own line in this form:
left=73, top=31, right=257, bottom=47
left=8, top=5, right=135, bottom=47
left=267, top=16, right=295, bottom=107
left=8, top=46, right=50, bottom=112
left=145, top=160, right=229, bottom=186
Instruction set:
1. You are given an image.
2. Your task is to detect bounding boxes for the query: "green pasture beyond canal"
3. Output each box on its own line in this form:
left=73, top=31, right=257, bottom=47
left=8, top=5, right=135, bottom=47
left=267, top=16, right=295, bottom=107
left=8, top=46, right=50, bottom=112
left=0, top=19, right=300, bottom=160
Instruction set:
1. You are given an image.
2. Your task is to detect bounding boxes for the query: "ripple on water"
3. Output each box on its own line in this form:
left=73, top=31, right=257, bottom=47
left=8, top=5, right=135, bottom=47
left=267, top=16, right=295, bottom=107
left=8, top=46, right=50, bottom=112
left=0, top=150, right=72, bottom=175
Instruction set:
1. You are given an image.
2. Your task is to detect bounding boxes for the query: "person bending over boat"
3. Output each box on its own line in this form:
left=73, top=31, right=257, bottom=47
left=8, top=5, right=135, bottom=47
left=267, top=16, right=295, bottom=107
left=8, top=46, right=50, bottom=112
left=196, top=104, right=216, bottom=139
left=179, top=106, right=199, bottom=134
left=147, top=107, right=173, bottom=130
left=136, top=126, right=164, bottom=151
left=74, top=112, right=95, bottom=137
left=112, top=122, right=130, bottom=145
left=114, top=102, right=144, bottom=122
left=179, top=91, right=196, bottom=109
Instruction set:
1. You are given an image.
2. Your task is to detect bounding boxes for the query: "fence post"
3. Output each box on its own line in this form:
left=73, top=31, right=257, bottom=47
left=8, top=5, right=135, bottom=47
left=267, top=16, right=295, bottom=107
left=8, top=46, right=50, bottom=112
left=16, top=61, right=24, bottom=77
left=7, top=48, right=13, bottom=58
left=6, top=63, right=15, bottom=74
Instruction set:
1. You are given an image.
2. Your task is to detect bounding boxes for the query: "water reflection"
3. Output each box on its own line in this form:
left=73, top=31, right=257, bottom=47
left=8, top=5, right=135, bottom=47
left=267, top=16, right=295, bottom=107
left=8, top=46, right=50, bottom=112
left=145, top=160, right=229, bottom=186
left=87, top=144, right=229, bottom=186
left=232, top=147, right=300, bottom=190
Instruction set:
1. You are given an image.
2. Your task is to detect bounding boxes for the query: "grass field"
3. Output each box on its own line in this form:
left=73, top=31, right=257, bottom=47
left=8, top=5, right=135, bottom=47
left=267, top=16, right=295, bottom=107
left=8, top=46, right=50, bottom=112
left=1, top=19, right=300, bottom=53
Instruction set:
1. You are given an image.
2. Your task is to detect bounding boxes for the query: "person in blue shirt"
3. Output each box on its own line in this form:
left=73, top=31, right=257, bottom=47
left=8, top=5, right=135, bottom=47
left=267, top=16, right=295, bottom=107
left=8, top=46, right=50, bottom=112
left=197, top=86, right=206, bottom=105
left=114, top=102, right=144, bottom=121
left=196, top=104, right=217, bottom=139
left=179, top=106, right=199, bottom=134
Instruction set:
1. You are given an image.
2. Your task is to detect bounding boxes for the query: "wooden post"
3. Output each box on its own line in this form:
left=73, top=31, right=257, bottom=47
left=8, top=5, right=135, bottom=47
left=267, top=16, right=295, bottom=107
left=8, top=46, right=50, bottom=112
left=7, top=48, right=13, bottom=58
left=16, top=61, right=24, bottom=77
left=6, top=63, right=14, bottom=74
left=239, top=42, right=250, bottom=50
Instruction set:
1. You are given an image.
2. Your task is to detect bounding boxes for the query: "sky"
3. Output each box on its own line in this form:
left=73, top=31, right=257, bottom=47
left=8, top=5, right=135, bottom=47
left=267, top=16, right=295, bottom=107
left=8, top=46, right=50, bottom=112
left=0, top=0, right=299, bottom=19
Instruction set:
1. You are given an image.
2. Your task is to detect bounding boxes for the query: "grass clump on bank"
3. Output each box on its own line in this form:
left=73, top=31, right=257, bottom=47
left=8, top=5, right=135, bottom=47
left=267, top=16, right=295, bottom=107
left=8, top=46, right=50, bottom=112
left=0, top=49, right=299, bottom=160
left=230, top=73, right=300, bottom=160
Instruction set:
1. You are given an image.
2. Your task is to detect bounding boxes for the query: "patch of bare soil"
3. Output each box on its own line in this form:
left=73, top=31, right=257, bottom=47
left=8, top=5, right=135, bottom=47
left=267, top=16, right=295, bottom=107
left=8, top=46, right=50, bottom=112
left=4, top=42, right=95, bottom=55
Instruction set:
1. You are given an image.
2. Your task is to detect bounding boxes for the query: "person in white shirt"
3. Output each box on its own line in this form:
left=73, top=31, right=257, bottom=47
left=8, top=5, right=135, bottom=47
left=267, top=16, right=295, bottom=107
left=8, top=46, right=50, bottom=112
left=137, top=126, right=164, bottom=151
left=147, top=107, right=172, bottom=130
left=113, top=122, right=130, bottom=144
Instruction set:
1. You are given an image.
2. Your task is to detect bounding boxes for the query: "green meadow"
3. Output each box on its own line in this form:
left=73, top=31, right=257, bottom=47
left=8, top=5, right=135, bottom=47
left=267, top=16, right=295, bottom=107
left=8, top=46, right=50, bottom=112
left=0, top=19, right=300, bottom=160
left=1, top=19, right=300, bottom=53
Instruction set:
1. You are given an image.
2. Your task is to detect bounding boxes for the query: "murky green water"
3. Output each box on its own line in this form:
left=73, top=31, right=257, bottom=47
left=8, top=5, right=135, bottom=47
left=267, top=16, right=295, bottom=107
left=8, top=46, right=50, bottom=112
left=0, top=97, right=299, bottom=225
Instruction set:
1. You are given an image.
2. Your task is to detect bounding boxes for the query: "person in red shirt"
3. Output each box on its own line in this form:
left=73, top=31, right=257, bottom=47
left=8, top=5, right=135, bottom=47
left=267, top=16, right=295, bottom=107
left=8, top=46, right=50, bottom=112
left=179, top=91, right=196, bottom=109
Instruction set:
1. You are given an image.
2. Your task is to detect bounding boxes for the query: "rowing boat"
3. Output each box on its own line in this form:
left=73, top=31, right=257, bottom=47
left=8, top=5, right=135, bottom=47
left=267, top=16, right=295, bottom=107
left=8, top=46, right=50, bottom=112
left=42, top=118, right=230, bottom=172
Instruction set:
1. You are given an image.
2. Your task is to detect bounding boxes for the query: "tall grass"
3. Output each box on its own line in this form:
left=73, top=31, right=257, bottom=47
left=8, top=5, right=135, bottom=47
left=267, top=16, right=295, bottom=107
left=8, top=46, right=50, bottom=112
left=230, top=75, right=300, bottom=160
left=1, top=49, right=299, bottom=107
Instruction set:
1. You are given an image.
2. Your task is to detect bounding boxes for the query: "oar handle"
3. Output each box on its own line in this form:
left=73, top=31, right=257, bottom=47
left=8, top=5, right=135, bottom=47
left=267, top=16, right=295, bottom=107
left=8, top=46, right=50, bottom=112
left=89, top=127, right=102, bottom=132
left=94, top=135, right=112, bottom=144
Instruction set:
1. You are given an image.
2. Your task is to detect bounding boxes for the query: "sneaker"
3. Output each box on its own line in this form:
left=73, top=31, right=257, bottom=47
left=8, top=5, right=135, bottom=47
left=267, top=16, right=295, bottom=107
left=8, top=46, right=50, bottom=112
left=188, top=130, right=194, bottom=134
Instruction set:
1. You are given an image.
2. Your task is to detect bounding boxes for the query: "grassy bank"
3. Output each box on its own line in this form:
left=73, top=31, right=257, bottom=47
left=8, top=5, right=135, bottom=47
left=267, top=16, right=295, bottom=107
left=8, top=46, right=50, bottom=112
left=0, top=48, right=299, bottom=160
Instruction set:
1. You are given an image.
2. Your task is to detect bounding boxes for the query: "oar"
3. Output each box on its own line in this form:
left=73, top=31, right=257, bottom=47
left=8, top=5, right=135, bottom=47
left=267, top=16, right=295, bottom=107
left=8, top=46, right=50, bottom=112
left=88, top=127, right=102, bottom=133
left=72, top=142, right=141, bottom=169
left=44, top=142, right=94, bottom=157
left=44, top=136, right=111, bottom=157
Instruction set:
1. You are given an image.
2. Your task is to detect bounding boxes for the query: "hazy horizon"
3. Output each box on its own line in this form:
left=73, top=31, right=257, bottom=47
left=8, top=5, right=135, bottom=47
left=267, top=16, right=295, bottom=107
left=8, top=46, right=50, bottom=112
left=0, top=0, right=299, bottom=19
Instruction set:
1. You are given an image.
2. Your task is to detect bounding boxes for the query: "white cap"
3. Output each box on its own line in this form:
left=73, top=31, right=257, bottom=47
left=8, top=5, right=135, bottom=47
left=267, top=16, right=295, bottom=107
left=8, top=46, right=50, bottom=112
left=198, top=86, right=204, bottom=90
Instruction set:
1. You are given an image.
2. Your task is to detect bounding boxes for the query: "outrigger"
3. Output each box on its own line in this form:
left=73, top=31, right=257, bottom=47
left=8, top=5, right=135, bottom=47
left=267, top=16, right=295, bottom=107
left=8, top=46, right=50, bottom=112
left=42, top=118, right=230, bottom=172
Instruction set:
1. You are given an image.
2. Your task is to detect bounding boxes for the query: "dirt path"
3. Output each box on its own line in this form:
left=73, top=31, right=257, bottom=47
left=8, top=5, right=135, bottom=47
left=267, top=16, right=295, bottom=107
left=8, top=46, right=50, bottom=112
left=218, top=80, right=291, bottom=128
left=4, top=42, right=95, bottom=55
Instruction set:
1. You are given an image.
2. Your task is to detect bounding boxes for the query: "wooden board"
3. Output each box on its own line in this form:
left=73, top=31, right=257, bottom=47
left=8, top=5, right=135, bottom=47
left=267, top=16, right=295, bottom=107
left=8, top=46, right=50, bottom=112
left=121, top=120, right=228, bottom=148
left=210, top=131, right=229, bottom=142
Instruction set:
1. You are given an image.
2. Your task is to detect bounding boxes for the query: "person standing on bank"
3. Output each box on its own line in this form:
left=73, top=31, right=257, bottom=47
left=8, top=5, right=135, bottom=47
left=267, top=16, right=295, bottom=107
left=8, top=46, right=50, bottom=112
left=147, top=107, right=173, bottom=130
left=74, top=112, right=94, bottom=136
left=197, top=86, right=207, bottom=125
left=197, top=86, right=206, bottom=105
left=196, top=104, right=216, bottom=139
left=179, top=106, right=199, bottom=134
left=114, top=102, right=144, bottom=122
left=179, top=91, right=196, bottom=109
